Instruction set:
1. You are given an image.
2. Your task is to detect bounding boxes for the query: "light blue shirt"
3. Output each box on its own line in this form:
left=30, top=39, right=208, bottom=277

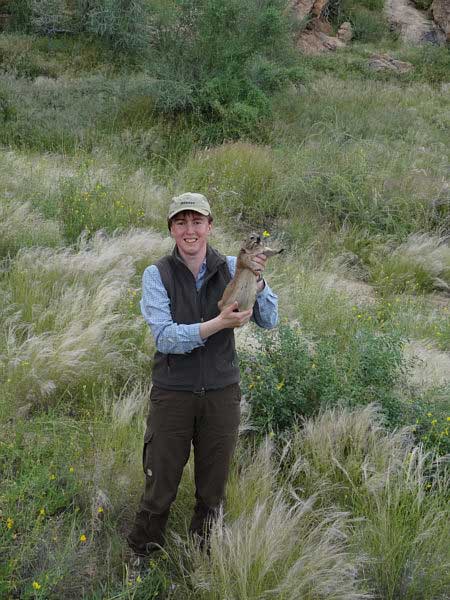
left=140, top=255, right=278, bottom=354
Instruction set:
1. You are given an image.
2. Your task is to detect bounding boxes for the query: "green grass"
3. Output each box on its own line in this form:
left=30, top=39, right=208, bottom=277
left=0, top=15, right=449, bottom=599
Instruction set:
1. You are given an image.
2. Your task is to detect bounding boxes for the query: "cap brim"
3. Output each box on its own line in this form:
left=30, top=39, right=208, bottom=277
left=168, top=208, right=210, bottom=219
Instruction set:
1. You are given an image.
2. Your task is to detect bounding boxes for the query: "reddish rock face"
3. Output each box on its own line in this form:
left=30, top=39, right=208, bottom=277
left=290, top=0, right=316, bottom=21
left=431, top=0, right=450, bottom=41
left=311, top=0, right=328, bottom=18
left=290, top=0, right=329, bottom=22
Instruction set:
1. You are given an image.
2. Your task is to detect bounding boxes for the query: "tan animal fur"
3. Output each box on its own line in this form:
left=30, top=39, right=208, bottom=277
left=218, top=233, right=283, bottom=312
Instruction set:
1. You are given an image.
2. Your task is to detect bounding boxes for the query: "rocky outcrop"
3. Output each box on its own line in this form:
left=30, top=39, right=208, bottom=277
left=291, top=0, right=329, bottom=21
left=296, top=30, right=346, bottom=54
left=431, top=0, right=450, bottom=41
left=291, top=0, right=352, bottom=54
left=368, top=53, right=414, bottom=73
left=337, top=22, right=353, bottom=43
left=386, top=0, right=446, bottom=45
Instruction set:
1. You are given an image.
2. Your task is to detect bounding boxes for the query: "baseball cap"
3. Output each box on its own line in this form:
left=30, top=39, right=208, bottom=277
left=168, top=193, right=211, bottom=219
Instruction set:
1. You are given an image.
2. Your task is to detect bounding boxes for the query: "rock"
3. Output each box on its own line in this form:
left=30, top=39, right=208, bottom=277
left=368, top=53, right=414, bottom=73
left=337, top=21, right=353, bottom=43
left=291, top=0, right=331, bottom=23
left=296, top=29, right=346, bottom=54
left=291, top=0, right=350, bottom=54
left=290, top=0, right=316, bottom=22
left=431, top=0, right=450, bottom=41
left=311, top=0, right=328, bottom=18
left=316, top=19, right=333, bottom=34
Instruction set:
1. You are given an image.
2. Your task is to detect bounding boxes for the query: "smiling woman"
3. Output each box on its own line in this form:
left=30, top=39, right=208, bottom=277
left=126, top=191, right=279, bottom=558
left=170, top=211, right=212, bottom=260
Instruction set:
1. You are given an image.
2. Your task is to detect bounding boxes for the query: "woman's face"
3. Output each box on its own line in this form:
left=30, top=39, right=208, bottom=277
left=170, top=211, right=212, bottom=259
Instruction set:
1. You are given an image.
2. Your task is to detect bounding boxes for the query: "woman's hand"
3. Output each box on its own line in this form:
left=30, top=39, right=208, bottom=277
left=199, top=302, right=253, bottom=340
left=218, top=302, right=253, bottom=328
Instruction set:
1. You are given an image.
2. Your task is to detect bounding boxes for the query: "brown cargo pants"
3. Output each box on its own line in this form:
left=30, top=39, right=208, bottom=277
left=127, top=383, right=241, bottom=555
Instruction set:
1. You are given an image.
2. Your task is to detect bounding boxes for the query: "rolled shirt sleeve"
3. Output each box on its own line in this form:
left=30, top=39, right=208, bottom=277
left=140, top=266, right=205, bottom=354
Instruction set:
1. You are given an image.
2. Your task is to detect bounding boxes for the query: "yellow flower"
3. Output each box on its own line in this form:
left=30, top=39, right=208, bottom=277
left=427, top=412, right=432, bottom=417
left=97, top=506, right=103, bottom=514
left=79, top=534, right=87, bottom=543
left=49, top=474, right=56, bottom=481
left=447, top=417, right=450, bottom=422
left=39, top=508, right=45, bottom=516
left=248, top=383, right=255, bottom=390
left=276, top=381, right=284, bottom=390
left=431, top=419, right=437, bottom=426
left=32, top=582, right=41, bottom=590
left=262, top=230, right=270, bottom=238
left=136, top=576, right=142, bottom=584
left=69, top=467, right=74, bottom=473
left=6, top=517, right=14, bottom=529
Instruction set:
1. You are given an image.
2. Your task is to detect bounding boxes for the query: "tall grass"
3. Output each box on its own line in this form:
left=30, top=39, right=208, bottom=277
left=170, top=439, right=369, bottom=600
left=1, top=11, right=449, bottom=599
left=0, top=230, right=171, bottom=414
left=281, top=405, right=450, bottom=599
left=0, top=200, right=62, bottom=258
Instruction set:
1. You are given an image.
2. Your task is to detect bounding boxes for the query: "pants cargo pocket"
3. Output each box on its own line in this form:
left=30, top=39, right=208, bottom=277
left=143, top=430, right=154, bottom=478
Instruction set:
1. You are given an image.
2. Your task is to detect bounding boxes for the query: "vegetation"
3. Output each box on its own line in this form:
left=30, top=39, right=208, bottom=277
left=1, top=0, right=449, bottom=597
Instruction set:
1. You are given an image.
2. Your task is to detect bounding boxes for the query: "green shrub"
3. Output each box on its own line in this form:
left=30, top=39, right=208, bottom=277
left=331, top=0, right=391, bottom=42
left=145, top=0, right=302, bottom=141
left=8, top=0, right=33, bottom=32
left=80, top=0, right=152, bottom=52
left=55, top=178, right=147, bottom=243
left=178, top=142, right=288, bottom=226
left=240, top=324, right=406, bottom=434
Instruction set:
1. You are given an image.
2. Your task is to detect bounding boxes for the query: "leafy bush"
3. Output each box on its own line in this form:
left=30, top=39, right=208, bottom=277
left=8, top=0, right=152, bottom=52
left=8, top=0, right=33, bottom=32
left=79, top=0, right=152, bottom=52
left=178, top=142, right=289, bottom=226
left=55, top=178, right=147, bottom=243
left=145, top=0, right=303, bottom=141
left=240, top=323, right=406, bottom=434
left=345, top=7, right=390, bottom=42
left=330, top=0, right=391, bottom=42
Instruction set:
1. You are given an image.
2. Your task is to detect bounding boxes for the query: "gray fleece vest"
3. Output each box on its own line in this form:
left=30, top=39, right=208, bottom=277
left=151, top=245, right=240, bottom=392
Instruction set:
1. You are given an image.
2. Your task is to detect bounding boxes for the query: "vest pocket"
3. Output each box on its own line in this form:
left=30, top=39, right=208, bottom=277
left=142, top=430, right=154, bottom=478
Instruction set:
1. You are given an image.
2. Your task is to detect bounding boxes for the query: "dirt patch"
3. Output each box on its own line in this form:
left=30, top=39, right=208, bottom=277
left=322, top=273, right=377, bottom=306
